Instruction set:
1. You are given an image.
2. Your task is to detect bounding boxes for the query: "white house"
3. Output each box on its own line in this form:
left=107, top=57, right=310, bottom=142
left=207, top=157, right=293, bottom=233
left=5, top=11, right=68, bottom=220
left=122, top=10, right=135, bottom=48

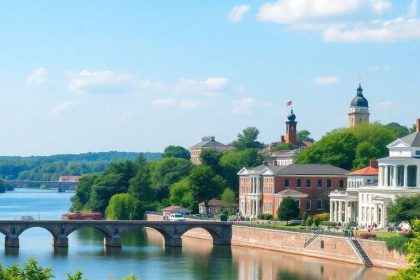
left=330, top=119, right=420, bottom=229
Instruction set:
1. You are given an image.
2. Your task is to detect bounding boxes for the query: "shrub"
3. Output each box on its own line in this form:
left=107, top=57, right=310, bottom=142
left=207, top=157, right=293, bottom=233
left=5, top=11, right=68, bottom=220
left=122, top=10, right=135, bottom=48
left=386, top=236, right=410, bottom=254
left=220, top=214, right=228, bottom=221
left=258, top=213, right=273, bottom=220
left=321, top=221, right=337, bottom=227
left=306, top=217, right=313, bottom=227
left=314, top=217, right=321, bottom=227
left=301, top=212, right=308, bottom=226
left=313, top=213, right=329, bottom=222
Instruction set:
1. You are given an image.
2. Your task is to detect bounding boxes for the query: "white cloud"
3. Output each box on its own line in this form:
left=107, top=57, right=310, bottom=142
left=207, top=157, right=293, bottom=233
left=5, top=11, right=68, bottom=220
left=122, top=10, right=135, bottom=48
left=174, top=77, right=228, bottom=95
left=26, top=67, right=47, bottom=85
left=50, top=102, right=77, bottom=115
left=151, top=98, right=200, bottom=110
left=227, top=5, right=251, bottom=22
left=68, top=70, right=139, bottom=94
left=311, top=76, right=338, bottom=85
left=323, top=17, right=420, bottom=42
left=257, top=0, right=361, bottom=24
left=370, top=0, right=391, bottom=14
left=231, top=98, right=256, bottom=114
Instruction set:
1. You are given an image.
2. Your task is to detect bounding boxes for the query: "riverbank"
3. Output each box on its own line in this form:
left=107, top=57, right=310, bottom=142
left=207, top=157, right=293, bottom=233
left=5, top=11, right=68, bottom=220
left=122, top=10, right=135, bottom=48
left=146, top=214, right=408, bottom=270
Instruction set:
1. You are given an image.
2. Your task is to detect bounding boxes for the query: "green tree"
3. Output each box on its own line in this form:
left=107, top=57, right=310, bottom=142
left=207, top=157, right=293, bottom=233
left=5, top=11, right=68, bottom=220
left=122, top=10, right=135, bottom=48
left=385, top=122, right=410, bottom=138
left=169, top=178, right=194, bottom=210
left=150, top=157, right=193, bottom=201
left=410, top=124, right=417, bottom=133
left=189, top=166, right=226, bottom=213
left=233, top=127, right=264, bottom=150
left=0, top=258, right=53, bottom=280
left=297, top=130, right=314, bottom=142
left=387, top=194, right=420, bottom=224
left=389, top=219, right=420, bottom=280
left=221, top=188, right=236, bottom=210
left=70, top=174, right=98, bottom=211
left=200, top=149, right=223, bottom=174
left=163, top=145, right=190, bottom=160
left=105, top=193, right=141, bottom=220
left=271, top=143, right=295, bottom=152
left=128, top=157, right=154, bottom=202
left=277, top=197, right=300, bottom=225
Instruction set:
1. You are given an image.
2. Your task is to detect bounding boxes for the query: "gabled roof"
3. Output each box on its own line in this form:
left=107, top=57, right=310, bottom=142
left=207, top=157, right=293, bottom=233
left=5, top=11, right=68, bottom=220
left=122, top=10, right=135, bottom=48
left=162, top=205, right=190, bottom=212
left=238, top=163, right=349, bottom=176
left=190, top=136, right=227, bottom=149
left=387, top=132, right=420, bottom=148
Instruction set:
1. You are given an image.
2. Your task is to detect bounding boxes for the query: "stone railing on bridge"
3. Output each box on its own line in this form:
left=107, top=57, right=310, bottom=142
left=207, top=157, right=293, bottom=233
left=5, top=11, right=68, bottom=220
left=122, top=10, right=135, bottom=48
left=0, top=220, right=232, bottom=248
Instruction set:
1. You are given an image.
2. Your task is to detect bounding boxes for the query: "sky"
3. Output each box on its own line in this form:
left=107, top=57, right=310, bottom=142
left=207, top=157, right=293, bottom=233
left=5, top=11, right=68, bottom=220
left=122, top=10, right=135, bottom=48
left=0, top=0, right=419, bottom=156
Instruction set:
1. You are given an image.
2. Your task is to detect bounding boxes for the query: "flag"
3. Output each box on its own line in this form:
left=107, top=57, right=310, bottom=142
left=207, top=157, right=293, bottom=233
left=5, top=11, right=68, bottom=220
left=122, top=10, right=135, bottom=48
left=286, top=100, right=292, bottom=106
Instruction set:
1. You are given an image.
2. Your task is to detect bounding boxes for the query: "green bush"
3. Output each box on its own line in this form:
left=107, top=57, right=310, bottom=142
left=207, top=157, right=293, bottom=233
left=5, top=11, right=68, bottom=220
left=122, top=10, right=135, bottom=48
left=301, top=212, right=308, bottom=226
left=314, top=217, right=321, bottom=227
left=313, top=213, right=329, bottom=222
left=385, top=235, right=410, bottom=254
left=220, top=213, right=228, bottom=221
left=320, top=221, right=337, bottom=227
left=258, top=213, right=273, bottom=220
left=306, top=217, right=313, bottom=227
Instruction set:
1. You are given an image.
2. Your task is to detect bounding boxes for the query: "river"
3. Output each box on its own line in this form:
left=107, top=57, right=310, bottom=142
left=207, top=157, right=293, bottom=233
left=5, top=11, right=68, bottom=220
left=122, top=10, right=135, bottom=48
left=0, top=188, right=394, bottom=280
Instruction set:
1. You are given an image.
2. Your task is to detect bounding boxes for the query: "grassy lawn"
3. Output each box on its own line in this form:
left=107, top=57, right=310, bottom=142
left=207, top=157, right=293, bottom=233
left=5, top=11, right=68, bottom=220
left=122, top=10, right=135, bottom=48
left=355, top=230, right=399, bottom=238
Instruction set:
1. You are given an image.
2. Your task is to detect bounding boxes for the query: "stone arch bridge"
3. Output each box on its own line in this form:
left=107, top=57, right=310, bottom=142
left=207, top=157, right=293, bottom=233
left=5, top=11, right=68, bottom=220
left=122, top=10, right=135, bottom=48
left=0, top=220, right=232, bottom=248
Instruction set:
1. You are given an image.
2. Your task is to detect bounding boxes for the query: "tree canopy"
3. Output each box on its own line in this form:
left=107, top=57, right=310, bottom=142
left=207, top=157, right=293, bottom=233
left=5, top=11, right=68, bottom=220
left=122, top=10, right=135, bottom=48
left=163, top=145, right=190, bottom=160
left=296, top=130, right=314, bottom=142
left=233, top=127, right=264, bottom=150
left=105, top=193, right=141, bottom=220
left=295, top=122, right=399, bottom=170
left=277, top=197, right=300, bottom=225
left=387, top=194, right=420, bottom=224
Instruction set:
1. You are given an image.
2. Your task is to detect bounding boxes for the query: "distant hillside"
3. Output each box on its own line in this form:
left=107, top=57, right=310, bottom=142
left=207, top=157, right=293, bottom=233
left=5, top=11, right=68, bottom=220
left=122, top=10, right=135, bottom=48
left=0, top=151, right=162, bottom=181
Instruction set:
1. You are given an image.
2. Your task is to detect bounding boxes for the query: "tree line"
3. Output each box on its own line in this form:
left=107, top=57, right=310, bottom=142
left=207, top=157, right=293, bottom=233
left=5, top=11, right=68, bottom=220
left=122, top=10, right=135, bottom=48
left=0, top=152, right=161, bottom=181
left=71, top=128, right=264, bottom=219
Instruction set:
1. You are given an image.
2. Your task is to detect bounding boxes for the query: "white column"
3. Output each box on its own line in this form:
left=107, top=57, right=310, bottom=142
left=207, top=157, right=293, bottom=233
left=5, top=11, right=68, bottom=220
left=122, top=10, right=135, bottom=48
left=338, top=201, right=342, bottom=223
left=393, top=166, right=398, bottom=187
left=344, top=202, right=349, bottom=223
left=404, top=165, right=408, bottom=187
left=417, top=165, right=420, bottom=188
left=330, top=200, right=334, bottom=221
left=378, top=166, right=383, bottom=186
left=348, top=202, right=352, bottom=222
left=384, top=165, right=388, bottom=186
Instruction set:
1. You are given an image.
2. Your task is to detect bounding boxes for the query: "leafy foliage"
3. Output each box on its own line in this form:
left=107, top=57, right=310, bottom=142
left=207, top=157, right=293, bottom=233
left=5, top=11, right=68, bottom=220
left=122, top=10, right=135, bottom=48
left=106, top=193, right=141, bottom=220
left=387, top=194, right=420, bottom=224
left=296, top=130, right=314, bottom=142
left=385, top=235, right=410, bottom=254
left=169, top=178, right=194, bottom=210
left=389, top=219, right=420, bottom=280
left=163, top=146, right=190, bottom=160
left=277, top=197, right=300, bottom=225
left=233, top=127, right=264, bottom=150
left=221, top=188, right=236, bottom=208
left=296, top=122, right=398, bottom=170
left=270, top=143, right=295, bottom=152
left=385, top=122, right=410, bottom=138
left=0, top=258, right=53, bottom=280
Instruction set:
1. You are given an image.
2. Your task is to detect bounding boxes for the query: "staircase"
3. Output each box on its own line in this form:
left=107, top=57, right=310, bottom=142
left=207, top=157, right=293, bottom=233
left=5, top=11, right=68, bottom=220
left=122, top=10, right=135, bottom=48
left=349, top=238, right=373, bottom=267
left=304, top=234, right=319, bottom=248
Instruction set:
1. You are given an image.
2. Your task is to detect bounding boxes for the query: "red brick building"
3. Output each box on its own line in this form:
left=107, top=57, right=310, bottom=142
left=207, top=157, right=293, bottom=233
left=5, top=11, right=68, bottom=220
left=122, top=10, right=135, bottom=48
left=238, top=164, right=349, bottom=218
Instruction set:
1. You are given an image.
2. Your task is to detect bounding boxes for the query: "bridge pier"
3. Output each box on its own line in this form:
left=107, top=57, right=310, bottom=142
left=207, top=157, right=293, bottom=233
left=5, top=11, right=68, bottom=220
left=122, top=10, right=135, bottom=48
left=164, top=236, right=182, bottom=247
left=53, top=235, right=69, bottom=247
left=5, top=235, right=19, bottom=247
left=104, top=235, right=122, bottom=247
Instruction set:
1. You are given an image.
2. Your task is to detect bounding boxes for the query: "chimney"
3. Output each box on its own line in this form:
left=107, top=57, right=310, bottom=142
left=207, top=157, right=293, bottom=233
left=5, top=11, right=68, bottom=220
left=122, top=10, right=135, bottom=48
left=417, top=118, right=420, bottom=133
left=369, top=160, right=378, bottom=168
left=281, top=135, right=285, bottom=143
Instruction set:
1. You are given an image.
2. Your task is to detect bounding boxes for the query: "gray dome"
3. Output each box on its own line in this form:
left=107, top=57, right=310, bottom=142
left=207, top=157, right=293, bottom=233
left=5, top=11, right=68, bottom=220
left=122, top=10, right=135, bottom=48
left=350, top=84, right=368, bottom=107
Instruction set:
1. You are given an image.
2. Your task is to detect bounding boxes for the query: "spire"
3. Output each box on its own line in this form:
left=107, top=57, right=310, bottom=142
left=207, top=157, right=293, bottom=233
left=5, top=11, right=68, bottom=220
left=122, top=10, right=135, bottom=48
left=357, top=83, right=363, bottom=96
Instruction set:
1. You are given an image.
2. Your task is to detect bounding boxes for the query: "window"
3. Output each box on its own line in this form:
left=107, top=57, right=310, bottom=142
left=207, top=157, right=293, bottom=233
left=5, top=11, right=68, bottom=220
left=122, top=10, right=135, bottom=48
left=297, top=179, right=301, bottom=188
left=415, top=150, right=420, bottom=157
left=295, top=200, right=300, bottom=208
left=285, top=179, right=289, bottom=188
left=407, top=165, right=417, bottom=187
left=327, top=179, right=331, bottom=188
left=317, top=179, right=323, bottom=188
left=339, top=180, right=344, bottom=188
left=306, top=200, right=311, bottom=210
left=306, top=179, right=311, bottom=188
left=317, top=199, right=323, bottom=209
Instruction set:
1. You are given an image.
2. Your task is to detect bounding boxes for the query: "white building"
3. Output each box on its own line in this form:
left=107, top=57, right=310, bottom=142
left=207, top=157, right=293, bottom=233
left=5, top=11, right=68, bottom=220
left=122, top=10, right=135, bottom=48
left=330, top=119, right=420, bottom=228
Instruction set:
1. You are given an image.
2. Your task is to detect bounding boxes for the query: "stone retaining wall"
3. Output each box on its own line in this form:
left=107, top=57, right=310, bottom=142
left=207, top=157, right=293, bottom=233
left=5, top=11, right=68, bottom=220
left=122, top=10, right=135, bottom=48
left=145, top=214, right=407, bottom=269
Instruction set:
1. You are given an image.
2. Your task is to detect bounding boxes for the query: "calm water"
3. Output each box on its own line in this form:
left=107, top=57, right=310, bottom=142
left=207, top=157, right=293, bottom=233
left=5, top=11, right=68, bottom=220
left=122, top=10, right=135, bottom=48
left=0, top=189, right=394, bottom=280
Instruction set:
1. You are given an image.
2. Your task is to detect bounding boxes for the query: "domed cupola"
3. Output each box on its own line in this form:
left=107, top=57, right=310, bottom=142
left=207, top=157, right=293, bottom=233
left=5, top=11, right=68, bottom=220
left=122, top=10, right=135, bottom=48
left=350, top=83, right=369, bottom=107
left=287, top=110, right=296, bottom=122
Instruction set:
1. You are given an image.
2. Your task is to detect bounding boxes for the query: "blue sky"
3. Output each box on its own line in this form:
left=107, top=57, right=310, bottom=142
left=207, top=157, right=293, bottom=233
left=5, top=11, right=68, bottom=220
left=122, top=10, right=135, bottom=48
left=0, top=0, right=419, bottom=156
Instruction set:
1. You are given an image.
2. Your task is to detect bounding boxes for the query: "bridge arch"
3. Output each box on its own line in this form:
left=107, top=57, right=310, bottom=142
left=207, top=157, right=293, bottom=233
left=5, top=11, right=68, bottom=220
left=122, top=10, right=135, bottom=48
left=16, top=225, right=58, bottom=239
